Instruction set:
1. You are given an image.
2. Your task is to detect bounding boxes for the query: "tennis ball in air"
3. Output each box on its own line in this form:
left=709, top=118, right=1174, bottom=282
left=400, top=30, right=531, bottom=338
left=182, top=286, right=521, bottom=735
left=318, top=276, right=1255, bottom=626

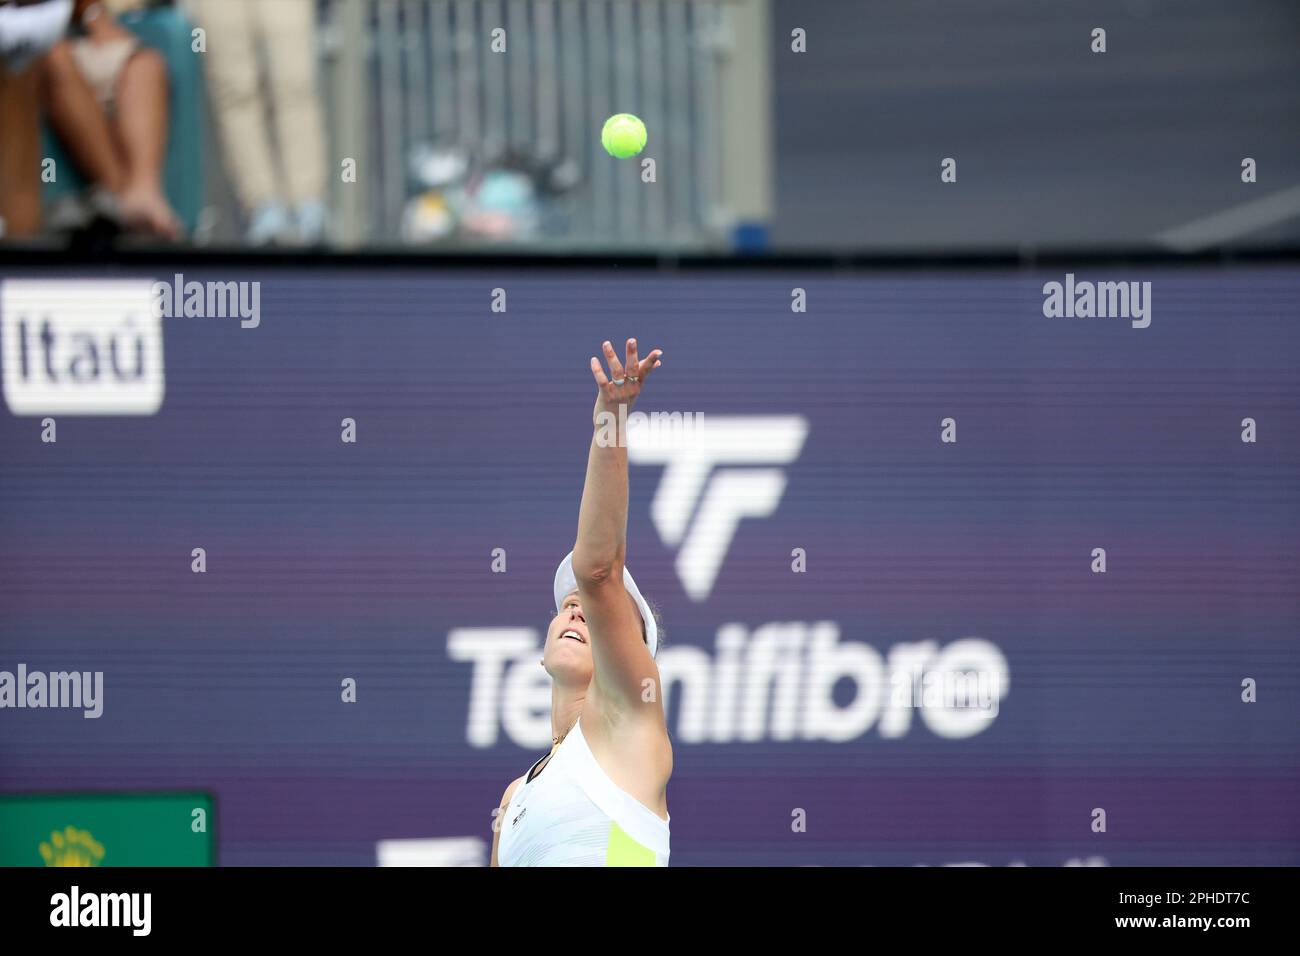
left=601, top=113, right=647, bottom=158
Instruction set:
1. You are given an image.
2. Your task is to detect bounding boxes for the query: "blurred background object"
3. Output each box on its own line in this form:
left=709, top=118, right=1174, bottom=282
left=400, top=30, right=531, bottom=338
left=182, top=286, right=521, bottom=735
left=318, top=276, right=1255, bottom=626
left=315, top=0, right=767, bottom=251
left=0, top=793, right=215, bottom=867
left=189, top=0, right=328, bottom=246
left=769, top=0, right=1300, bottom=252
left=39, top=0, right=189, bottom=241
left=0, top=0, right=73, bottom=239
left=1, top=0, right=1298, bottom=252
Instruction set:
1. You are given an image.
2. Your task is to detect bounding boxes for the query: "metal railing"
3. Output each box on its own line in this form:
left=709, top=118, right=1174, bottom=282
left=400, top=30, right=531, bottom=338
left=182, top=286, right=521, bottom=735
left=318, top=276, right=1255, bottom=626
left=318, top=0, right=771, bottom=250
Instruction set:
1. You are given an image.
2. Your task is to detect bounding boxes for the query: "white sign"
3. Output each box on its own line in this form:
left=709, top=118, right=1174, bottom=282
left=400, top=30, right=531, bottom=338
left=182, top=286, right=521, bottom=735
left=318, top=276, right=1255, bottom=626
left=376, top=837, right=486, bottom=867
left=1, top=279, right=165, bottom=415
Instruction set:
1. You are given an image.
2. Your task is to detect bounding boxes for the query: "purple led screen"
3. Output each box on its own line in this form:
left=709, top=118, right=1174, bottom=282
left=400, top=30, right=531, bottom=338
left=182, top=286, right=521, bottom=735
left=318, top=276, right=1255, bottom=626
left=1, top=263, right=1297, bottom=866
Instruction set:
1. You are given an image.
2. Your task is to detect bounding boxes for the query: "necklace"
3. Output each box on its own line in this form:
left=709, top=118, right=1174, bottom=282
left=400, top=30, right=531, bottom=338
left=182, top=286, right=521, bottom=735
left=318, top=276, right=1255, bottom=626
left=552, top=720, right=577, bottom=749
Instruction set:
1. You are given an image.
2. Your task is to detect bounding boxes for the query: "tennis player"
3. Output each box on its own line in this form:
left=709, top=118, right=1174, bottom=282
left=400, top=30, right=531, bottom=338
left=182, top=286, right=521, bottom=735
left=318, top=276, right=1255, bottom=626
left=492, top=337, right=671, bottom=867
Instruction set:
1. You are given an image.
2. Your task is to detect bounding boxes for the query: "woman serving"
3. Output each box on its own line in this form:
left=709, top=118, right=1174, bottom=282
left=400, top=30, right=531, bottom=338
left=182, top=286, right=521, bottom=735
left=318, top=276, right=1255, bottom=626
left=492, top=338, right=671, bottom=867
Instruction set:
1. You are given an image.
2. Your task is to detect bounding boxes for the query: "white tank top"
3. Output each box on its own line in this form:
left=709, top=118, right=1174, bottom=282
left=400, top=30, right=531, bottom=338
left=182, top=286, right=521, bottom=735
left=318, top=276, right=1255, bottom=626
left=497, top=718, right=670, bottom=867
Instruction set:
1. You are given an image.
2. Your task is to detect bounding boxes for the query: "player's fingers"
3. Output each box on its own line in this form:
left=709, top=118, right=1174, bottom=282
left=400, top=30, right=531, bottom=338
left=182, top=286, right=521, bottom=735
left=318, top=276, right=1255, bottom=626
left=602, top=340, right=625, bottom=381
left=590, top=356, right=610, bottom=387
left=637, top=349, right=663, bottom=381
left=625, top=338, right=640, bottom=378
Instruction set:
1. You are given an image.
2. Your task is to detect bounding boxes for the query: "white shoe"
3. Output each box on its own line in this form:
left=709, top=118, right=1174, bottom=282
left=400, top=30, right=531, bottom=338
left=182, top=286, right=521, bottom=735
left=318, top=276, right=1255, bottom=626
left=294, top=201, right=329, bottom=245
left=246, top=202, right=292, bottom=246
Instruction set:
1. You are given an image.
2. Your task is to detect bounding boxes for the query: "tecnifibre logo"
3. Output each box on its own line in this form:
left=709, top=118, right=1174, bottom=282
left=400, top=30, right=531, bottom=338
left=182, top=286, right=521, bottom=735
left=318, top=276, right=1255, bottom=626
left=50, top=886, right=151, bottom=936
left=450, top=625, right=1008, bottom=748
left=628, top=414, right=809, bottom=601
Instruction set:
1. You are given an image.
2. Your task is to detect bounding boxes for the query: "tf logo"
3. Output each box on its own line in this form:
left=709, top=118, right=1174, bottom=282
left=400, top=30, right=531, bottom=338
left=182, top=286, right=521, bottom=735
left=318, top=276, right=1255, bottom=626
left=39, top=826, right=105, bottom=867
left=627, top=415, right=809, bottom=601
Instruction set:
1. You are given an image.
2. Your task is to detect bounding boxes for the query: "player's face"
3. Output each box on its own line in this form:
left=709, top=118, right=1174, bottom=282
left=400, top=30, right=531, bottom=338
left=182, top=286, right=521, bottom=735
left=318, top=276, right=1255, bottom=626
left=543, top=590, right=593, bottom=682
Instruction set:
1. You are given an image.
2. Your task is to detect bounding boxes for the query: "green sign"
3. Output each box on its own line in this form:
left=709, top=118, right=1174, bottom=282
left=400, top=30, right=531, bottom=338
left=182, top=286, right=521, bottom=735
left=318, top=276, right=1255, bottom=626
left=0, top=792, right=214, bottom=867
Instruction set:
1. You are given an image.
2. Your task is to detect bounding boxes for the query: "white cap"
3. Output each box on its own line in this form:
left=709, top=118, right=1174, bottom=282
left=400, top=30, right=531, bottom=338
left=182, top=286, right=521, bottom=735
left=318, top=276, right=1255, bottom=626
left=553, top=551, right=658, bottom=658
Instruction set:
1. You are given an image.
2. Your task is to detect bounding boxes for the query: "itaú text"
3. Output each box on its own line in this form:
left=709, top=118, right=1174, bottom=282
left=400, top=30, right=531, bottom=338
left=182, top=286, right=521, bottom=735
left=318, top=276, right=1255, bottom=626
left=448, top=623, right=1009, bottom=748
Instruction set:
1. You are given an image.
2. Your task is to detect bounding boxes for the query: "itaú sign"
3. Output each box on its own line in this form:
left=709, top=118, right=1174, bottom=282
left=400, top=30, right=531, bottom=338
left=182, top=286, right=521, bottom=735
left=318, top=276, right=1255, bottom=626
left=1, top=279, right=164, bottom=416
left=449, top=622, right=1008, bottom=748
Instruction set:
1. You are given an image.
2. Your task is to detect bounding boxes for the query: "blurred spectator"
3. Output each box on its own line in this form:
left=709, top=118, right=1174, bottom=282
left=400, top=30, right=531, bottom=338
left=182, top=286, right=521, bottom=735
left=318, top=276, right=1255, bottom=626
left=41, top=0, right=180, bottom=238
left=0, top=0, right=73, bottom=238
left=0, top=0, right=71, bottom=68
left=189, top=0, right=328, bottom=246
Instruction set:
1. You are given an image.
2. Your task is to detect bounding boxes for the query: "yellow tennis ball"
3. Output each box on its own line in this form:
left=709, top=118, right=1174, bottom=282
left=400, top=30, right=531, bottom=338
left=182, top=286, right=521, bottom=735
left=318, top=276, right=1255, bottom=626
left=601, top=113, right=647, bottom=159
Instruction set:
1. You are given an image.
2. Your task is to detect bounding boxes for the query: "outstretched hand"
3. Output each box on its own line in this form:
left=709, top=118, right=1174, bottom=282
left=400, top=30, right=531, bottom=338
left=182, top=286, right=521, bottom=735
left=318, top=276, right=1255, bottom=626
left=590, top=338, right=663, bottom=426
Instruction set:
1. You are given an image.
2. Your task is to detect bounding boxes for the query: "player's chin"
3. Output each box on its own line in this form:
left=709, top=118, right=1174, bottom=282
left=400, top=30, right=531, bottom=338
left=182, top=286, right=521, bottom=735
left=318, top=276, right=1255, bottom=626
left=550, top=637, right=591, bottom=661
left=545, top=642, right=592, bottom=677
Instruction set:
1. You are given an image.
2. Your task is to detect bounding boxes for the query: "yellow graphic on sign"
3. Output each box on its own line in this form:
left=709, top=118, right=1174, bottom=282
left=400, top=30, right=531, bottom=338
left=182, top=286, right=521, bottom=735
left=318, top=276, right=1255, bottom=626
left=39, top=826, right=105, bottom=867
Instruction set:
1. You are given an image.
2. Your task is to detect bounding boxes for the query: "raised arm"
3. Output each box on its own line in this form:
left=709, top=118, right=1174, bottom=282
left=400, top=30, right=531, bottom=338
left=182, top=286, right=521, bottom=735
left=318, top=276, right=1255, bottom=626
left=572, top=338, right=663, bottom=710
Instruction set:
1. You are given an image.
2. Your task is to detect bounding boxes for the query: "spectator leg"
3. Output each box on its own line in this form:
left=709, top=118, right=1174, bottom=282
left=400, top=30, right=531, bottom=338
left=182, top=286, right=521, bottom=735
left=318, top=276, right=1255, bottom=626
left=191, top=0, right=279, bottom=214
left=112, top=47, right=179, bottom=239
left=0, top=60, right=42, bottom=238
left=39, top=39, right=128, bottom=194
left=256, top=0, right=327, bottom=208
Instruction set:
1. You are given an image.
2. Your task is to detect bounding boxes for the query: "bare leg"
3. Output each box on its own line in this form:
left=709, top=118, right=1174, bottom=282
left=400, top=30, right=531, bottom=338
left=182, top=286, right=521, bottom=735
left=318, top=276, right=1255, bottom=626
left=39, top=40, right=128, bottom=193
left=110, top=48, right=179, bottom=238
left=0, top=60, right=43, bottom=237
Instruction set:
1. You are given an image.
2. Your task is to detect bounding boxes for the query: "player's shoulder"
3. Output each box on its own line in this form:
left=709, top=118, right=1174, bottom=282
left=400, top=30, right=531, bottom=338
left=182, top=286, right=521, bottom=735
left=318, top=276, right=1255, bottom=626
left=500, top=774, right=526, bottom=808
